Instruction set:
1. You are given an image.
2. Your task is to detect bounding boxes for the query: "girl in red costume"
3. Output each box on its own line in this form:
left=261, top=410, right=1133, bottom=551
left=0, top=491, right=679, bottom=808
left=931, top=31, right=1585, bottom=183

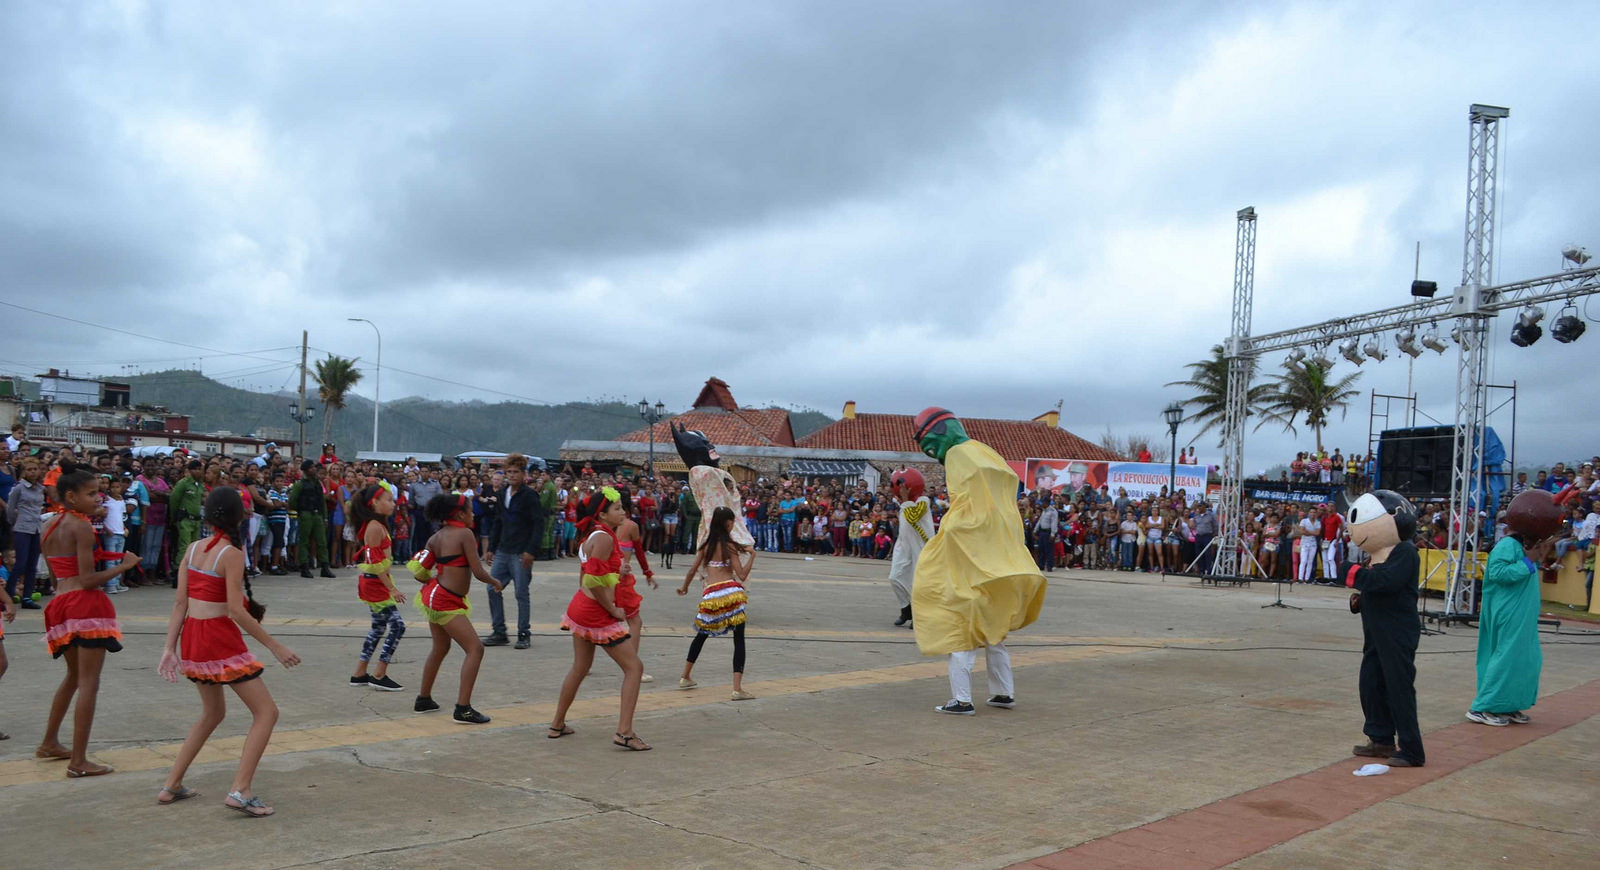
left=614, top=489, right=658, bottom=683
left=549, top=487, right=650, bottom=750
left=36, top=468, right=141, bottom=777
left=157, top=487, right=301, bottom=816
left=410, top=493, right=501, bottom=724
left=348, top=485, right=407, bottom=692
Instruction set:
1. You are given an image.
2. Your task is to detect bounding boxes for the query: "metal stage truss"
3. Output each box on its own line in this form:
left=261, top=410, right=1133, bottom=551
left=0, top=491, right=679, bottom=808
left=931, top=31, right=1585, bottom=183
left=1209, top=104, right=1600, bottom=624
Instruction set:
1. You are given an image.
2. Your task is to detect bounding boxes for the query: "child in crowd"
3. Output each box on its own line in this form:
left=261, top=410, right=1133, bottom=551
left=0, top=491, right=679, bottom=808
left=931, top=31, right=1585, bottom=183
left=102, top=476, right=130, bottom=594
left=37, top=468, right=142, bottom=777
left=412, top=494, right=501, bottom=724
left=856, top=514, right=875, bottom=557
left=349, top=485, right=407, bottom=693
left=874, top=527, right=893, bottom=560
left=812, top=513, right=830, bottom=555
left=158, top=487, right=300, bottom=816
left=265, top=473, right=289, bottom=575
left=677, top=506, right=754, bottom=701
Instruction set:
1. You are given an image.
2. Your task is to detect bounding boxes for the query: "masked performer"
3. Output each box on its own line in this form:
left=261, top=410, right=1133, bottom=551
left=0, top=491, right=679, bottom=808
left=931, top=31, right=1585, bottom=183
left=887, top=468, right=933, bottom=628
left=1467, top=490, right=1560, bottom=726
left=910, top=408, right=1046, bottom=716
left=671, top=424, right=755, bottom=555
left=1342, top=490, right=1424, bottom=767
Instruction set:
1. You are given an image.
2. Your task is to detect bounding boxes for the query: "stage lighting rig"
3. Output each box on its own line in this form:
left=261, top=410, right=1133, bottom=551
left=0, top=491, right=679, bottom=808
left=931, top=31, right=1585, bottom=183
left=1395, top=328, right=1423, bottom=357
left=1363, top=336, right=1388, bottom=362
left=1509, top=305, right=1544, bottom=347
left=1310, top=345, right=1336, bottom=369
left=1551, top=302, right=1586, bottom=343
left=1339, top=338, right=1364, bottom=365
left=1284, top=347, right=1306, bottom=368
left=1451, top=323, right=1476, bottom=350
left=1421, top=327, right=1448, bottom=353
left=1563, top=246, right=1591, bottom=266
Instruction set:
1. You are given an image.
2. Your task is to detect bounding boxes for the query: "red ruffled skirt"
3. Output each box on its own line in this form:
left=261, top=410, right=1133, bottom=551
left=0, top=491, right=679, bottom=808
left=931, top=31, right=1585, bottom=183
left=180, top=616, right=264, bottom=684
left=559, top=591, right=630, bottom=646
left=615, top=573, right=643, bottom=619
left=414, top=580, right=472, bottom=625
left=43, top=588, right=123, bottom=658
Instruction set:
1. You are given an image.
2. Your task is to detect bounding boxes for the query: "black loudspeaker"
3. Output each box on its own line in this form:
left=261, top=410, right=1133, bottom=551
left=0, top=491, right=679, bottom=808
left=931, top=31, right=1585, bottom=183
left=1377, top=426, right=1455, bottom=499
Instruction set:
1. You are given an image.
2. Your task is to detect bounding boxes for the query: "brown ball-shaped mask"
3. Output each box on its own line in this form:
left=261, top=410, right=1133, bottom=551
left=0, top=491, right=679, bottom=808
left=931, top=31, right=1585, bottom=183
left=1505, top=490, right=1563, bottom=540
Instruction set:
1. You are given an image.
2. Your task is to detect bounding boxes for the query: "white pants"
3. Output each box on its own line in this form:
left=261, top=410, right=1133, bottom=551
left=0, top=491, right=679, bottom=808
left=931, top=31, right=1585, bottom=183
left=948, top=644, right=1013, bottom=704
left=1297, top=538, right=1317, bottom=581
left=1322, top=539, right=1340, bottom=579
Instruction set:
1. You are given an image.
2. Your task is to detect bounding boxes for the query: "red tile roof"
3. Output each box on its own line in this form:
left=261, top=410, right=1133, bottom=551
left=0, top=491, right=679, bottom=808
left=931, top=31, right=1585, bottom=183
left=616, top=377, right=797, bottom=448
left=692, top=377, right=738, bottom=411
left=798, top=413, right=1120, bottom=463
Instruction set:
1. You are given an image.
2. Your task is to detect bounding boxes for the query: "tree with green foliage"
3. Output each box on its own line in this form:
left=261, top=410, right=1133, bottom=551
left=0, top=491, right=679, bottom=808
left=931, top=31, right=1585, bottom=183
left=1165, top=344, right=1270, bottom=447
left=1254, top=361, right=1363, bottom=453
left=313, top=354, right=363, bottom=449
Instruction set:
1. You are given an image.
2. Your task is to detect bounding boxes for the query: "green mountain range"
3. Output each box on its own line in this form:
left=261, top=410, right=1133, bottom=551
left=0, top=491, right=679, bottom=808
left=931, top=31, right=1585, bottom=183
left=124, top=370, right=832, bottom=460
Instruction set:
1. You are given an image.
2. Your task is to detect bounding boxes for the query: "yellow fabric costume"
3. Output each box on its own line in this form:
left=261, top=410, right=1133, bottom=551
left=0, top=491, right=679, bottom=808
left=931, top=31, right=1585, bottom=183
left=912, top=439, right=1046, bottom=656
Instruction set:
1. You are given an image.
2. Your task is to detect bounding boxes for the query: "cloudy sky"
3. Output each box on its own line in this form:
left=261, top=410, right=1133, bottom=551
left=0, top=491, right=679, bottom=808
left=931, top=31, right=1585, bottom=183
left=3, top=1, right=1596, bottom=470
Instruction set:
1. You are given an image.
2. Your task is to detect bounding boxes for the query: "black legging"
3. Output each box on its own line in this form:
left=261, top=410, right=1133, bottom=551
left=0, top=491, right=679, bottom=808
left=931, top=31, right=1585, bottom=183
left=686, top=621, right=745, bottom=673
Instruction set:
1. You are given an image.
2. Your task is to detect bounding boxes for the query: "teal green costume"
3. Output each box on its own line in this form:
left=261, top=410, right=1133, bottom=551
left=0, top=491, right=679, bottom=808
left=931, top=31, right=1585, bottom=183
left=1471, top=536, right=1542, bottom=714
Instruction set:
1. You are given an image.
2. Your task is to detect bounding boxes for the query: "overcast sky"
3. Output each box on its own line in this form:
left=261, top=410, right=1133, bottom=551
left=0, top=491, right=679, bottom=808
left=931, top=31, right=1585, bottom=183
left=3, top=1, right=1596, bottom=470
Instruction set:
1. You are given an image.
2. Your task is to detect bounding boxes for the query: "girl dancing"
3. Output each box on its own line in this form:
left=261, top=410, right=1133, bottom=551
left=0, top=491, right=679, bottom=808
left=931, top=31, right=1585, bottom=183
left=36, top=468, right=141, bottom=776
left=411, top=493, right=502, bottom=724
left=157, top=487, right=301, bottom=816
left=349, top=485, right=407, bottom=692
left=677, top=507, right=755, bottom=700
left=549, top=487, right=650, bottom=750
left=615, top=489, right=658, bottom=683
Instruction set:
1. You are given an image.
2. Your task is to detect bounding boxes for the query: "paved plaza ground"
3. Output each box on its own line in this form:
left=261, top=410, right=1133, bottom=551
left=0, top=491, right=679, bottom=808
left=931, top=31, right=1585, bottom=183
left=0, top=553, right=1594, bottom=869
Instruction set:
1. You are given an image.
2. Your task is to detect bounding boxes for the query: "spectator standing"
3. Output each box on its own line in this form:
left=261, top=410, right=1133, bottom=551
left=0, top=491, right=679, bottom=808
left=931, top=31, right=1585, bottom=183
left=289, top=461, right=336, bottom=578
left=1034, top=500, right=1059, bottom=572
left=1319, top=504, right=1344, bottom=583
left=169, top=460, right=206, bottom=585
left=407, top=467, right=444, bottom=554
left=483, top=454, right=539, bottom=650
left=1297, top=507, right=1320, bottom=583
left=6, top=457, right=46, bottom=607
left=1192, top=501, right=1217, bottom=574
left=1330, top=450, right=1345, bottom=486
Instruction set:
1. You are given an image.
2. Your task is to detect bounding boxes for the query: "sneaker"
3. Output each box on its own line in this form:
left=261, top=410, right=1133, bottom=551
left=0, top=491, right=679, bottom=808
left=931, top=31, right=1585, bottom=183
left=1505, top=711, right=1530, bottom=725
left=369, top=675, right=403, bottom=692
left=934, top=700, right=976, bottom=716
left=348, top=675, right=372, bottom=688
left=1466, top=710, right=1509, bottom=727
left=641, top=674, right=654, bottom=683
left=894, top=606, right=911, bottom=627
left=513, top=634, right=531, bottom=650
left=482, top=633, right=510, bottom=647
left=986, top=695, right=1016, bottom=709
left=678, top=678, right=697, bottom=690
left=20, top=599, right=40, bottom=610
left=730, top=690, right=756, bottom=701
left=414, top=695, right=440, bottom=713
left=453, top=705, right=491, bottom=725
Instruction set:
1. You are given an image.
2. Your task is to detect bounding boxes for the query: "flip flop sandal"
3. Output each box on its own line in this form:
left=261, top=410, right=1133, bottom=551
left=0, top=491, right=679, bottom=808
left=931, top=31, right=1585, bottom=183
left=224, top=791, right=275, bottom=818
left=66, top=763, right=114, bottom=778
left=612, top=732, right=652, bottom=752
left=158, top=785, right=201, bottom=805
left=546, top=724, right=575, bottom=739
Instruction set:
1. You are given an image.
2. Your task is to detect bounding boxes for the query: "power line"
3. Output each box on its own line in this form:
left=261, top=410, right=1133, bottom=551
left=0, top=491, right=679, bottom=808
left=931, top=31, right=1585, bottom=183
left=0, top=300, right=302, bottom=366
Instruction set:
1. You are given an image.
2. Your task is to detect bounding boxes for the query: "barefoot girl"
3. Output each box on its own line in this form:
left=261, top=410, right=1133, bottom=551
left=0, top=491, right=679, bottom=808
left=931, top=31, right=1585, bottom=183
left=548, top=487, right=649, bottom=750
left=158, top=487, right=301, bottom=816
left=36, top=468, right=141, bottom=775
left=614, top=489, right=658, bottom=683
left=676, top=507, right=755, bottom=700
left=410, top=493, right=501, bottom=724
left=349, top=485, right=406, bottom=692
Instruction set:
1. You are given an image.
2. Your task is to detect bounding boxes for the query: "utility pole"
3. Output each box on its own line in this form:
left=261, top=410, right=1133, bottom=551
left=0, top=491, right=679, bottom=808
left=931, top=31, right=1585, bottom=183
left=297, top=330, right=308, bottom=461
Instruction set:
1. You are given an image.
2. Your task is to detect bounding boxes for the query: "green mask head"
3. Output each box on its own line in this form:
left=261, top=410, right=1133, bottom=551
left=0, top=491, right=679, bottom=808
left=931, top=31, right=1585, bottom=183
left=912, top=407, right=970, bottom=465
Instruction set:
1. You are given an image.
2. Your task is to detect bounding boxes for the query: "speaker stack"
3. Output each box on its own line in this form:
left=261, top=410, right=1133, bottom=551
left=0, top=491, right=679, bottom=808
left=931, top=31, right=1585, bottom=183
left=1376, top=426, right=1455, bottom=500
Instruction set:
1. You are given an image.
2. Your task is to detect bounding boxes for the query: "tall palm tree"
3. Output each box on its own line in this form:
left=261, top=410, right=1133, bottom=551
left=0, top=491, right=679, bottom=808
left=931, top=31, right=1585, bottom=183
left=313, top=354, right=364, bottom=449
left=1165, top=344, right=1269, bottom=447
left=1255, top=361, right=1363, bottom=452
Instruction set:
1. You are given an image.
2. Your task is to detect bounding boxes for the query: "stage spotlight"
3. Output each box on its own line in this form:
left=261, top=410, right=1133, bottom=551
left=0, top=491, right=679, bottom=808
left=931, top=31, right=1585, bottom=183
left=1510, top=305, right=1544, bottom=347
left=1339, top=338, right=1364, bottom=365
left=1395, top=328, right=1423, bottom=358
left=1421, top=327, right=1448, bottom=353
left=1562, top=245, right=1591, bottom=266
left=1311, top=346, right=1336, bottom=369
left=1285, top=348, right=1307, bottom=368
left=1451, top=323, right=1476, bottom=350
left=1410, top=280, right=1438, bottom=298
left=1363, top=337, right=1388, bottom=362
left=1552, top=306, right=1586, bottom=343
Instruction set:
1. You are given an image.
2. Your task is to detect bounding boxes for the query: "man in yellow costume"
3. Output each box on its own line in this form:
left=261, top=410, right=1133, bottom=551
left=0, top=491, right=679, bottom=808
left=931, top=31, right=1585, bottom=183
left=911, top=407, right=1047, bottom=715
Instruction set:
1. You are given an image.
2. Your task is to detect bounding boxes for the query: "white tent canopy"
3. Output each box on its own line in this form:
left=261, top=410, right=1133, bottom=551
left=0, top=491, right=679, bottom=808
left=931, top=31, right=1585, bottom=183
left=355, top=451, right=443, bottom=465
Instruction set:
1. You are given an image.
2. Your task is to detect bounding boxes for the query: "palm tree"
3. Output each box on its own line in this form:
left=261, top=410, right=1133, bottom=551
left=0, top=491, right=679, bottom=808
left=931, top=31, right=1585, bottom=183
left=1255, top=361, right=1363, bottom=452
left=313, top=354, right=364, bottom=449
left=1165, top=345, right=1270, bottom=447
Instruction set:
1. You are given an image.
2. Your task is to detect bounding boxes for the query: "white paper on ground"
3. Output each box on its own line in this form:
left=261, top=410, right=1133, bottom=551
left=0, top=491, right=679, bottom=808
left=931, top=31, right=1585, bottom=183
left=1353, top=763, right=1390, bottom=776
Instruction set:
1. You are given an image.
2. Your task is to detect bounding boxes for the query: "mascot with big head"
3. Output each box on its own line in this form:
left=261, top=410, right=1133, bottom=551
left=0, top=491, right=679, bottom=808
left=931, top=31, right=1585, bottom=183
left=1341, top=490, right=1426, bottom=767
left=1467, top=490, right=1560, bottom=726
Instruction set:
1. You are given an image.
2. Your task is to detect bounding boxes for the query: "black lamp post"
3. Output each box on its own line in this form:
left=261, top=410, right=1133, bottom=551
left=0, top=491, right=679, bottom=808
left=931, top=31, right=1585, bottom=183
left=288, top=402, right=316, bottom=462
left=1162, top=402, right=1184, bottom=496
left=637, top=399, right=667, bottom=479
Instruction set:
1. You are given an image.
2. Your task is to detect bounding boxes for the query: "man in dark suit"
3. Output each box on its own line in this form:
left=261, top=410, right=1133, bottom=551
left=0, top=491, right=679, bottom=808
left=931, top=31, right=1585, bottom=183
left=483, top=453, right=543, bottom=649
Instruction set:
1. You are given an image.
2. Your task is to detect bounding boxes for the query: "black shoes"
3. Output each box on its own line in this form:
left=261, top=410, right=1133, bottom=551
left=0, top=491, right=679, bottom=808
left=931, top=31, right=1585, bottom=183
left=414, top=695, right=440, bottom=713
left=320, top=566, right=336, bottom=578
left=514, top=633, right=531, bottom=650
left=349, top=675, right=371, bottom=688
left=986, top=695, right=1016, bottom=709
left=20, top=599, right=41, bottom=610
left=894, top=606, right=912, bottom=627
left=934, top=701, right=976, bottom=716
left=300, top=569, right=313, bottom=578
left=482, top=633, right=510, bottom=647
left=369, top=675, right=403, bottom=692
left=1353, top=740, right=1396, bottom=758
left=1385, top=755, right=1424, bottom=768
left=453, top=704, right=490, bottom=724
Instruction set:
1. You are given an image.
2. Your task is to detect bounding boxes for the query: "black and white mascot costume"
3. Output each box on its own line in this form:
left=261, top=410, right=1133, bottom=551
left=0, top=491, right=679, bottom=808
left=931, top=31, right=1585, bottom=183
left=1342, top=490, right=1425, bottom=767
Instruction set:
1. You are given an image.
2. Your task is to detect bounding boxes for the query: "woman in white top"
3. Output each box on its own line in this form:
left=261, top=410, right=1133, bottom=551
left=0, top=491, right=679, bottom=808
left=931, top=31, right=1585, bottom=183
left=1142, top=509, right=1165, bottom=573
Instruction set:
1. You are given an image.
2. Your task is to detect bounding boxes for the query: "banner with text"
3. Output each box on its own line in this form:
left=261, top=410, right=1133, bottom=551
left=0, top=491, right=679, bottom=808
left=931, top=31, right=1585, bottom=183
left=1025, top=458, right=1208, bottom=500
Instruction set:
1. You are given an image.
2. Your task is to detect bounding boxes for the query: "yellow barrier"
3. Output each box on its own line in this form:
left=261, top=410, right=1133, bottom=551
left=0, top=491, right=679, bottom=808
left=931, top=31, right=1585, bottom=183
left=1545, top=549, right=1591, bottom=609
left=1418, top=547, right=1484, bottom=592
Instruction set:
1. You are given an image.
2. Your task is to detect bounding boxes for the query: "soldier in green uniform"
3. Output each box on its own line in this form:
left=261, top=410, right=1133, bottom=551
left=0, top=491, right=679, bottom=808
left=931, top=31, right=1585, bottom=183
left=167, top=459, right=206, bottom=586
left=289, top=460, right=335, bottom=578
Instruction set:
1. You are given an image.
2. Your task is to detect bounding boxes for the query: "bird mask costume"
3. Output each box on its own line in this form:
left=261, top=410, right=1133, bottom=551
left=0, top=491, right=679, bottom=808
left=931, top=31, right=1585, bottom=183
left=672, top=423, right=753, bottom=550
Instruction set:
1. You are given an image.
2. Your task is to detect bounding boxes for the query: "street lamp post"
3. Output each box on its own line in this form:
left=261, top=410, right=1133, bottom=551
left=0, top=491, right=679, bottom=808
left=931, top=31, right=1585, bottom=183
left=636, top=399, right=667, bottom=479
left=288, top=402, right=317, bottom=460
left=347, top=318, right=381, bottom=453
left=1162, top=403, right=1184, bottom=497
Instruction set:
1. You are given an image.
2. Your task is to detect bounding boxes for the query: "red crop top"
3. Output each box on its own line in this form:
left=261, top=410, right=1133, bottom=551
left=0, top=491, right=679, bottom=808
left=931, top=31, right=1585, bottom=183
left=187, top=567, right=228, bottom=603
